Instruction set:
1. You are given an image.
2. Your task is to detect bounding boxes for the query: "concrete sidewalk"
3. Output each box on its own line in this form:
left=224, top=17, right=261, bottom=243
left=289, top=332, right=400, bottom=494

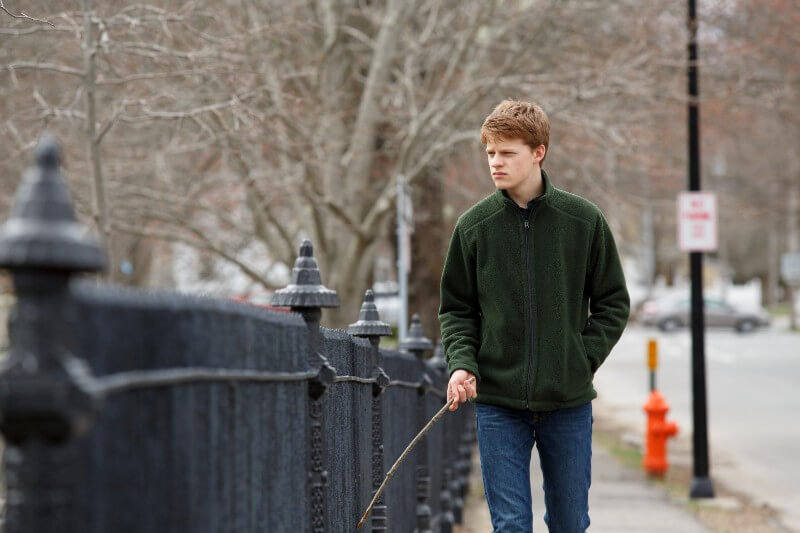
left=461, top=436, right=710, bottom=532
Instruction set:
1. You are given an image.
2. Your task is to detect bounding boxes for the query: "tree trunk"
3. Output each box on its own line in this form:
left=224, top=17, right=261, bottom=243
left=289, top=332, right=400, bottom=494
left=82, top=0, right=112, bottom=279
left=409, top=168, right=445, bottom=348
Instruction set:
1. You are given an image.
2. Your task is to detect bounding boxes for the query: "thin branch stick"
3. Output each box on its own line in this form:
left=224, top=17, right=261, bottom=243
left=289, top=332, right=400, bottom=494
left=0, top=1, right=54, bottom=26
left=8, top=62, right=83, bottom=77
left=357, top=376, right=475, bottom=529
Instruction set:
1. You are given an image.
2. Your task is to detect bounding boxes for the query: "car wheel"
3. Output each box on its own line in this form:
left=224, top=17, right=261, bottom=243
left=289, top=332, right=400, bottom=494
left=658, top=318, right=681, bottom=332
left=735, top=319, right=757, bottom=333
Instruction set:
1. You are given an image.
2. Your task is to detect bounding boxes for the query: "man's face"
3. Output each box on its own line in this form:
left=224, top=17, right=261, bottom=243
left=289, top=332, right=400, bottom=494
left=485, top=137, right=544, bottom=192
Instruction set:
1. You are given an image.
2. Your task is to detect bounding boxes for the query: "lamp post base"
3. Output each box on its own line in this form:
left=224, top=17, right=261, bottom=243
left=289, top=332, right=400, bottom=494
left=690, top=476, right=715, bottom=499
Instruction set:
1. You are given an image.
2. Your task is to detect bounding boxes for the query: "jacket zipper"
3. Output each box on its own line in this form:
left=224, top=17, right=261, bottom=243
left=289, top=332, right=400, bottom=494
left=521, top=210, right=535, bottom=410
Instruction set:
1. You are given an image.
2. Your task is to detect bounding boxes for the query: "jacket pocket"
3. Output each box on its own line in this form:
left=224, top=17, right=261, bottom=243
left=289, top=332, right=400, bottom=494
left=573, top=333, right=593, bottom=379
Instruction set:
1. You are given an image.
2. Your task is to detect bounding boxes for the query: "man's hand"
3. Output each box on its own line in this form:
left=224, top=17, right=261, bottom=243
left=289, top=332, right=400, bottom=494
left=447, top=370, right=477, bottom=411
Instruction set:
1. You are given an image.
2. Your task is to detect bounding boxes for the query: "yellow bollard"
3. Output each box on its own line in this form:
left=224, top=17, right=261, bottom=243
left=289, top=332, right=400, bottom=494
left=647, top=338, right=658, bottom=392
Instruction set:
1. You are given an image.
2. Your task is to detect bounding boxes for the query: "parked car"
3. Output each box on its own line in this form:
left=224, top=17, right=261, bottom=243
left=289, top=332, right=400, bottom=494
left=231, top=292, right=290, bottom=312
left=640, top=297, right=771, bottom=333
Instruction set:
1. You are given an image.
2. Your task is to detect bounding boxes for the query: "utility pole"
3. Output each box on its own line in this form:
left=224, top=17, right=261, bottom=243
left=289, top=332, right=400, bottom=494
left=787, top=186, right=799, bottom=331
left=396, top=175, right=412, bottom=341
left=687, top=0, right=714, bottom=499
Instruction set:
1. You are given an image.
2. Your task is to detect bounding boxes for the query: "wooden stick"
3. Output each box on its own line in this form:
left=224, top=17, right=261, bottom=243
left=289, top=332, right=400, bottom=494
left=357, top=376, right=475, bottom=529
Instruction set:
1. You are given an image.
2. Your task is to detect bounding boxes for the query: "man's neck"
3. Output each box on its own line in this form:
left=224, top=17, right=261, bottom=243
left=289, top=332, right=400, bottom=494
left=507, top=169, right=544, bottom=208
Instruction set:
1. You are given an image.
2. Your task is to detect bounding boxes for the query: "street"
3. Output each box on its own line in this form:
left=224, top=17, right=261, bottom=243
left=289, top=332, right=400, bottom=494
left=594, top=322, right=800, bottom=531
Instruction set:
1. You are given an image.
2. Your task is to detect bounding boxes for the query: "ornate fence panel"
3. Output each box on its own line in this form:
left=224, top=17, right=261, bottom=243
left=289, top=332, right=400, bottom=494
left=0, top=138, right=476, bottom=532
left=71, top=286, right=311, bottom=533
left=321, top=329, right=374, bottom=528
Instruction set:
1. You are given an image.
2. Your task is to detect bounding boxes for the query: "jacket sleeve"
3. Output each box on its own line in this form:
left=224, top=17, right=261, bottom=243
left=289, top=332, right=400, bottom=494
left=581, top=212, right=630, bottom=372
left=438, top=223, right=482, bottom=381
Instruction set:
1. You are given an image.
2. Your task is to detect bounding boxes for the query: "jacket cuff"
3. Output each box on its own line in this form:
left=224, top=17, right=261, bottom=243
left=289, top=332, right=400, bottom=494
left=448, top=362, right=481, bottom=382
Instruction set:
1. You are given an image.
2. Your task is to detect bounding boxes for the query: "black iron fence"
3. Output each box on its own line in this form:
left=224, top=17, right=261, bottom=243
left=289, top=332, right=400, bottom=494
left=0, top=138, right=476, bottom=532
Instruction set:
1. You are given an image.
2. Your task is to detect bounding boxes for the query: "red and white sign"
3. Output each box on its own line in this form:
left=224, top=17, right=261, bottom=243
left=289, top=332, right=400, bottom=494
left=678, top=192, right=717, bottom=252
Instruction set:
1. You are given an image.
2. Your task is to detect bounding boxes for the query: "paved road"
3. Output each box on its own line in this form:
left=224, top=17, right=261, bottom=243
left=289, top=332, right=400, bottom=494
left=594, top=322, right=800, bottom=532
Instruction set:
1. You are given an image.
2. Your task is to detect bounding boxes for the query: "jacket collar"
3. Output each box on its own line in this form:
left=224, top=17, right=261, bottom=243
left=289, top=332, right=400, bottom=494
left=494, top=169, right=554, bottom=209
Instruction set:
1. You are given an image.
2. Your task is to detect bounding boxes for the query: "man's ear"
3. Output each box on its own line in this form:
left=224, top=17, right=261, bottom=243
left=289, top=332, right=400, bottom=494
left=534, top=144, right=546, bottom=163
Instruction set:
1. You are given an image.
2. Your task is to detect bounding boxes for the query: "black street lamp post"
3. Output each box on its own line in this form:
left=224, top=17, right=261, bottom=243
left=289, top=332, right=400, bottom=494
left=687, top=0, right=715, bottom=499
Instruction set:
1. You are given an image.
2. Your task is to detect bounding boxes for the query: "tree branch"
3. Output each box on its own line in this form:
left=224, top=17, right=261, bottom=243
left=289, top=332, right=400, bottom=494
left=114, top=221, right=277, bottom=290
left=0, top=1, right=55, bottom=27
left=8, top=61, right=83, bottom=77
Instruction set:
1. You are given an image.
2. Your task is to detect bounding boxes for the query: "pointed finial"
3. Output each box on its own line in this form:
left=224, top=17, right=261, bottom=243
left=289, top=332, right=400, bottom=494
left=0, top=135, right=106, bottom=272
left=35, top=134, right=62, bottom=169
left=399, top=313, right=433, bottom=355
left=272, top=240, right=339, bottom=308
left=430, top=339, right=446, bottom=371
left=348, top=289, right=392, bottom=338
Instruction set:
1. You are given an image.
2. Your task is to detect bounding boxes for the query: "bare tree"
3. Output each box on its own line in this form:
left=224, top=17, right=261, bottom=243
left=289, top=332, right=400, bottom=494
left=1, top=1, right=236, bottom=282
left=5, top=0, right=796, bottom=327
left=0, top=0, right=691, bottom=324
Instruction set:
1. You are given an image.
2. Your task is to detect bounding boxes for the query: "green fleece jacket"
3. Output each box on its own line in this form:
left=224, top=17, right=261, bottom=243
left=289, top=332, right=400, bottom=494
left=439, top=171, right=629, bottom=411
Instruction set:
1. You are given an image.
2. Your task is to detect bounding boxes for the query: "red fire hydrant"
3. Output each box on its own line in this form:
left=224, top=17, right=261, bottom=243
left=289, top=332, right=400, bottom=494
left=643, top=390, right=679, bottom=476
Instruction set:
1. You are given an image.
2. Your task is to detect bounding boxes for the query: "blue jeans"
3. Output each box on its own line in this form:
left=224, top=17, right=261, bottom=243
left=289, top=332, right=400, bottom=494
left=476, top=402, right=592, bottom=533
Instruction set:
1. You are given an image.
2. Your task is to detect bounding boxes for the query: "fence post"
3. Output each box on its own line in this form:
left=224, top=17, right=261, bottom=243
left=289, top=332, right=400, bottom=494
left=431, top=341, right=455, bottom=533
left=399, top=314, right=433, bottom=533
left=449, top=451, right=464, bottom=524
left=436, top=338, right=465, bottom=525
left=459, top=427, right=472, bottom=495
left=347, top=290, right=392, bottom=532
left=455, top=413, right=476, bottom=525
left=272, top=240, right=338, bottom=533
left=0, top=137, right=106, bottom=533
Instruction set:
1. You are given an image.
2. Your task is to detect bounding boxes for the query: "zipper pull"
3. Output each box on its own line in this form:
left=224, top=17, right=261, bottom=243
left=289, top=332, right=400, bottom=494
left=524, top=220, right=529, bottom=229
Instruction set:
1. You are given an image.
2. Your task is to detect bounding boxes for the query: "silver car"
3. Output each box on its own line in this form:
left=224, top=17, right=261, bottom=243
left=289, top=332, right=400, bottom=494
left=640, top=298, right=771, bottom=333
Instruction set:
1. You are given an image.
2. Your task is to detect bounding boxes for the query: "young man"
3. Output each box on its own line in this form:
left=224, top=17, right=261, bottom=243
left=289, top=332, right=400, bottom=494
left=439, top=100, right=629, bottom=532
